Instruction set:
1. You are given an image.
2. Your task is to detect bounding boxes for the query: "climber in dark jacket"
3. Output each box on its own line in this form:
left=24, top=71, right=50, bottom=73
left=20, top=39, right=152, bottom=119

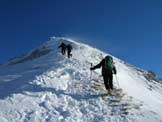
left=58, top=43, right=66, bottom=55
left=90, top=55, right=117, bottom=94
left=66, top=44, right=73, bottom=58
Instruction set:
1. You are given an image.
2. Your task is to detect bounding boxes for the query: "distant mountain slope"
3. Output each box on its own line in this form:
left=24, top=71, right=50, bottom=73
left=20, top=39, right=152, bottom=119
left=0, top=37, right=162, bottom=122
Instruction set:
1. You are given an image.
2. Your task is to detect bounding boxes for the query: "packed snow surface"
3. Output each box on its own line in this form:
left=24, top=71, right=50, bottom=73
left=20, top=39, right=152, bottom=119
left=0, top=37, right=162, bottom=122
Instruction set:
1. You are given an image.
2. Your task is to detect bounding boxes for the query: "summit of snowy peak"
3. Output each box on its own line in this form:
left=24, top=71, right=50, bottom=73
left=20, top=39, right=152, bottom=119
left=47, top=37, right=100, bottom=54
left=0, top=37, right=162, bottom=122
left=5, top=37, right=81, bottom=65
left=6, top=37, right=108, bottom=66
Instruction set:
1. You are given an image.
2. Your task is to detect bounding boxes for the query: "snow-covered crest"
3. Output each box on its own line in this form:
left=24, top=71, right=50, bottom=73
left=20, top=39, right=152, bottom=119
left=0, top=37, right=162, bottom=122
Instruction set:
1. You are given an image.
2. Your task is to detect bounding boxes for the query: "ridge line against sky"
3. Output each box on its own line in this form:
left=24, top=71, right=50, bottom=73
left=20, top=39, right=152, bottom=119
left=0, top=0, right=162, bottom=77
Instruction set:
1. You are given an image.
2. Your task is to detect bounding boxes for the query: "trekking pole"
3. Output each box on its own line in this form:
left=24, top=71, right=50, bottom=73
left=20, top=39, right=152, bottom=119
left=115, top=74, right=120, bottom=89
left=90, top=63, right=93, bottom=80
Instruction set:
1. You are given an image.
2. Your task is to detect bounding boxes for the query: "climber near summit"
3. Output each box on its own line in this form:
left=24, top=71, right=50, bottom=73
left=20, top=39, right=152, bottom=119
left=90, top=55, right=117, bottom=94
left=66, top=44, right=73, bottom=58
left=58, top=42, right=66, bottom=55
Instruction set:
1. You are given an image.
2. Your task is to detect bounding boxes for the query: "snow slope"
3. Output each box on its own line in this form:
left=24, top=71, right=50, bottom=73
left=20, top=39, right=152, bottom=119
left=0, top=37, right=162, bottom=122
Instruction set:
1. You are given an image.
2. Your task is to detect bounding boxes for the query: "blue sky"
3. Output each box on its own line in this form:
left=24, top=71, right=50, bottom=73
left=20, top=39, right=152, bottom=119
left=0, top=0, right=162, bottom=77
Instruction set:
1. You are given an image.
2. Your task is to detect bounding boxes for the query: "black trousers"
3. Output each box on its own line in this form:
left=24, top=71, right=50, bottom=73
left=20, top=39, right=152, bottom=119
left=103, top=73, right=113, bottom=90
left=61, top=49, right=66, bottom=55
left=67, top=50, right=72, bottom=58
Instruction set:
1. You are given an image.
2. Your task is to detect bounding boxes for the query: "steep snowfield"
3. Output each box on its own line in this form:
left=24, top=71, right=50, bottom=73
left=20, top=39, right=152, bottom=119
left=0, top=37, right=162, bottom=122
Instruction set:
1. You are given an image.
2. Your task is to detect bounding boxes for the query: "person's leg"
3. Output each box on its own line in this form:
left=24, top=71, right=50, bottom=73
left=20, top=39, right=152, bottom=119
left=103, top=75, right=110, bottom=90
left=69, top=50, right=72, bottom=57
left=61, top=48, right=64, bottom=55
left=63, top=48, right=66, bottom=55
left=108, top=74, right=113, bottom=90
left=103, top=75, right=112, bottom=94
left=67, top=51, right=69, bottom=58
left=68, top=50, right=71, bottom=58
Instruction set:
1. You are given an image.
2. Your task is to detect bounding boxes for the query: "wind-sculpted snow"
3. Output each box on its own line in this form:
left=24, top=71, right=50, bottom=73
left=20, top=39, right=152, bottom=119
left=0, top=37, right=162, bottom=122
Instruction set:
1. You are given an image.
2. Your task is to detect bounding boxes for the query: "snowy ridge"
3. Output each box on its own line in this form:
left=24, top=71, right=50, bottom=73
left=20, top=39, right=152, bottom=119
left=0, top=37, right=162, bottom=122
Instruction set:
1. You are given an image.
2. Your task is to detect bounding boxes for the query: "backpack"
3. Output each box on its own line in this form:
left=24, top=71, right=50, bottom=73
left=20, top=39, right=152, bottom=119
left=104, top=56, right=113, bottom=71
